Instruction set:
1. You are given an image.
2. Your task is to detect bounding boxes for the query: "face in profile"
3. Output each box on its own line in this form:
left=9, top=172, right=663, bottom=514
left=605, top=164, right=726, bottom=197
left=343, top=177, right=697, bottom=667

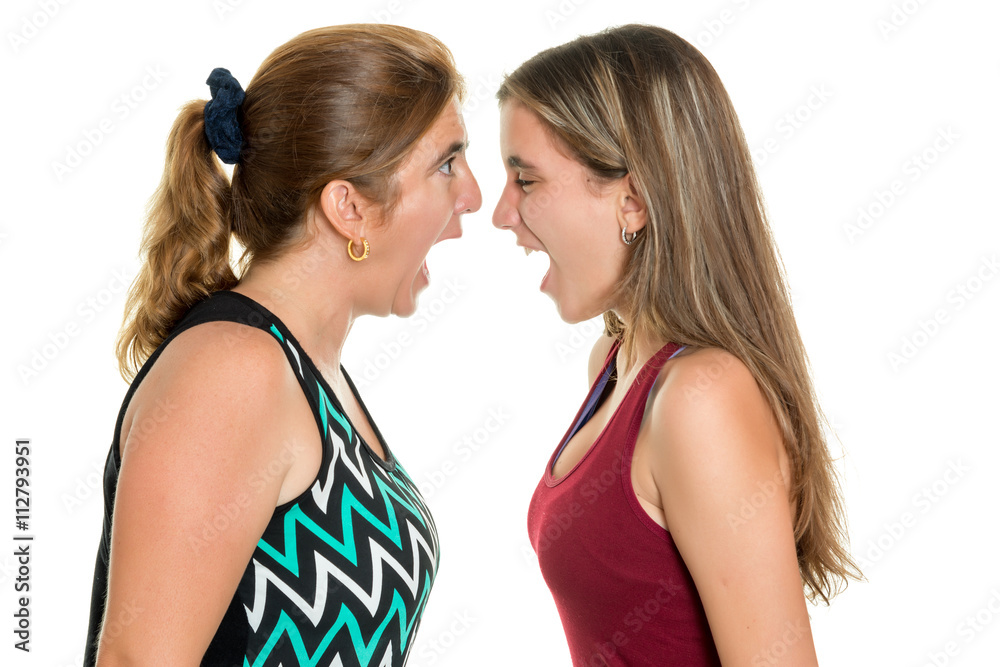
left=378, top=97, right=482, bottom=317
left=492, top=101, right=635, bottom=324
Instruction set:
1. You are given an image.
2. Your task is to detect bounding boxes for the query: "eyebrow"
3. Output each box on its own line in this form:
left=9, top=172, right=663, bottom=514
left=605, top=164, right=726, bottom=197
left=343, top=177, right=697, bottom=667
left=431, top=140, right=468, bottom=168
left=506, top=155, right=535, bottom=171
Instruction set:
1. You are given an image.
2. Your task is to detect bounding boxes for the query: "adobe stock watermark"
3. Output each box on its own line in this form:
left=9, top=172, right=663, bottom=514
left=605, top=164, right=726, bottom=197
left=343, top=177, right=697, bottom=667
left=877, top=0, right=932, bottom=41
left=461, top=72, right=502, bottom=121
left=371, top=0, right=416, bottom=23
left=243, top=235, right=343, bottom=313
left=679, top=350, right=737, bottom=402
left=352, top=277, right=467, bottom=389
left=844, top=126, right=959, bottom=244
left=61, top=398, right=178, bottom=514
left=99, top=599, right=145, bottom=649
left=918, top=588, right=1000, bottom=667
left=752, top=620, right=809, bottom=666
left=62, top=459, right=108, bottom=514
left=7, top=0, right=72, bottom=54
left=520, top=165, right=576, bottom=221
left=751, top=84, right=834, bottom=169
left=188, top=437, right=307, bottom=555
left=413, top=609, right=476, bottom=665
left=886, top=254, right=997, bottom=371
left=690, top=0, right=756, bottom=50
left=51, top=65, right=168, bottom=182
left=725, top=469, right=786, bottom=531
left=523, top=455, right=628, bottom=565
left=857, top=459, right=968, bottom=570
left=415, top=407, right=511, bottom=501
left=212, top=0, right=251, bottom=20
left=17, top=267, right=134, bottom=385
left=555, top=319, right=604, bottom=363
left=0, top=553, right=19, bottom=588
left=543, top=0, right=591, bottom=31
left=586, top=578, right=684, bottom=666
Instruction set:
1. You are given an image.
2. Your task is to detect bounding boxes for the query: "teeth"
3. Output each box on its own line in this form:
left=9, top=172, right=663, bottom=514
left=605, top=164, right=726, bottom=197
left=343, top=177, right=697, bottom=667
left=524, top=247, right=535, bottom=256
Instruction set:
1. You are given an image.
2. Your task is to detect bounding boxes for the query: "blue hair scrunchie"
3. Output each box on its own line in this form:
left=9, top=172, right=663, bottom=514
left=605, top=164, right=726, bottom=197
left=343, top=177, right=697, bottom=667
left=203, top=67, right=245, bottom=164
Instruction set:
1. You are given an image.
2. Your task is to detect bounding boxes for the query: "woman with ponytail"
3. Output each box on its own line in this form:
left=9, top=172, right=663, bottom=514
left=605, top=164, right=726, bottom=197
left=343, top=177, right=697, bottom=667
left=85, top=25, right=480, bottom=666
left=493, top=25, right=859, bottom=665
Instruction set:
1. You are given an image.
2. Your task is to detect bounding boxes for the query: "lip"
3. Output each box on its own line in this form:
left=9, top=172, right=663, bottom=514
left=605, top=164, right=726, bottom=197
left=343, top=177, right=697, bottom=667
left=540, top=258, right=553, bottom=293
left=434, top=216, right=464, bottom=246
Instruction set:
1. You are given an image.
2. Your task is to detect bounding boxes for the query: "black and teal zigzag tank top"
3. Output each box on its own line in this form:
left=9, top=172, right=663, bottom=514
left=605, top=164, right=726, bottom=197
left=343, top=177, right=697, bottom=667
left=84, top=290, right=440, bottom=666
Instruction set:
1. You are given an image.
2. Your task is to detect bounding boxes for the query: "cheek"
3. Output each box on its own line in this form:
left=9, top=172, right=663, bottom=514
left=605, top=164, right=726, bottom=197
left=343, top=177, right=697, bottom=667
left=416, top=190, right=453, bottom=238
left=389, top=200, right=441, bottom=256
left=553, top=218, right=614, bottom=270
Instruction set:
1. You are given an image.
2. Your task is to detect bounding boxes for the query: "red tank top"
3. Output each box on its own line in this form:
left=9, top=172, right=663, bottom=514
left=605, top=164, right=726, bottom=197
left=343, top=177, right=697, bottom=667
left=527, top=340, right=722, bottom=666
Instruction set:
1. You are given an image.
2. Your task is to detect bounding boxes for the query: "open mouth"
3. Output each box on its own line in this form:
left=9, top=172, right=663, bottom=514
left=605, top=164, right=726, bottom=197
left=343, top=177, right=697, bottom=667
left=519, top=244, right=552, bottom=291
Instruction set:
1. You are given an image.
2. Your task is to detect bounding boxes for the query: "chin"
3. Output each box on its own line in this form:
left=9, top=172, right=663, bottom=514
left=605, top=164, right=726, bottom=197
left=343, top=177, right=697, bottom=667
left=391, top=299, right=419, bottom=319
left=552, top=300, right=590, bottom=325
left=391, top=285, right=427, bottom=318
left=551, top=292, right=607, bottom=325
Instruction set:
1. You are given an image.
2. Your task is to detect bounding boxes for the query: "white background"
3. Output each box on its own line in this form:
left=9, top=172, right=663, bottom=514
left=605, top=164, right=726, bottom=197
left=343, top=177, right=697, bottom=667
left=2, top=0, right=999, bottom=665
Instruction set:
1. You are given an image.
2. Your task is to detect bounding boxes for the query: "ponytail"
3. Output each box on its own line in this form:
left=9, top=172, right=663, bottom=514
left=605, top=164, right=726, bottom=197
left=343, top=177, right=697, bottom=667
left=115, top=100, right=238, bottom=381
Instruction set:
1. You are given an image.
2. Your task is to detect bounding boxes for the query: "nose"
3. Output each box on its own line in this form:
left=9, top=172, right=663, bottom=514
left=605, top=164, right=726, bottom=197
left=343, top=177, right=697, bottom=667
left=492, top=184, right=520, bottom=230
left=458, top=169, right=483, bottom=216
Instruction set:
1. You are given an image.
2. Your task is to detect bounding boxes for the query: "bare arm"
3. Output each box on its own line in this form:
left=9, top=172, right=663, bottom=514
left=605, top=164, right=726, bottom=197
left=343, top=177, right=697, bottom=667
left=649, top=348, right=818, bottom=666
left=95, top=324, right=302, bottom=665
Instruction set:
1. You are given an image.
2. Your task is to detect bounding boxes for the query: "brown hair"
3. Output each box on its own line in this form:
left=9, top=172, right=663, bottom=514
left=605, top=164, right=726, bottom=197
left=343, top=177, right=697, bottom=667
left=116, top=24, right=464, bottom=380
left=498, top=24, right=860, bottom=603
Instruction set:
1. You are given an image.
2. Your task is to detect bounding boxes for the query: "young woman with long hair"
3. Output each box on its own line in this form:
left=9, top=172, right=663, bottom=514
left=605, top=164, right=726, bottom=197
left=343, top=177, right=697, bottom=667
left=493, top=24, right=859, bottom=666
left=85, top=24, right=480, bottom=666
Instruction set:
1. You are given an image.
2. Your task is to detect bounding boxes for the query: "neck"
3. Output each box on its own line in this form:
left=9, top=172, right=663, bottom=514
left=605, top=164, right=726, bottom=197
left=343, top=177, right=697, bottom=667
left=232, top=235, right=358, bottom=381
left=612, top=312, right=674, bottom=380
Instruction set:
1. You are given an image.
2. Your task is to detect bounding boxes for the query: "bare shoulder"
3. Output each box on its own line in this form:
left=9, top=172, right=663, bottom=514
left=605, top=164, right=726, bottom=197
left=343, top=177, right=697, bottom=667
left=653, top=347, right=778, bottom=446
left=149, top=319, right=290, bottom=388
left=123, top=319, right=297, bottom=464
left=645, top=346, right=786, bottom=495
left=586, top=331, right=617, bottom=385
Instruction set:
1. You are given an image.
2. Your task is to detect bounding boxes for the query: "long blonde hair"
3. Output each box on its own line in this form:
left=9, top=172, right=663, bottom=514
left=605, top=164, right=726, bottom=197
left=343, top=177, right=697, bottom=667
left=499, top=24, right=859, bottom=603
left=116, top=24, right=464, bottom=380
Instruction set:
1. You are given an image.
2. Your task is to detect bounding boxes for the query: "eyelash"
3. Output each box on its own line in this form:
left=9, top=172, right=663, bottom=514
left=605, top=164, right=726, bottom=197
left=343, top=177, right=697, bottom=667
left=514, top=178, right=535, bottom=189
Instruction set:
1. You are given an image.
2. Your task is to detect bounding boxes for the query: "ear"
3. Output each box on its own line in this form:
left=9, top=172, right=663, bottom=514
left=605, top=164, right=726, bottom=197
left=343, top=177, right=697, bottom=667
left=616, top=173, right=648, bottom=233
left=317, top=180, right=374, bottom=242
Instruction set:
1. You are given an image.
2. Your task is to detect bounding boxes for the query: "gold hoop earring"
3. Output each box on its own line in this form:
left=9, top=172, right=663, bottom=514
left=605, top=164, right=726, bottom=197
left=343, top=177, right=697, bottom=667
left=347, top=238, right=370, bottom=262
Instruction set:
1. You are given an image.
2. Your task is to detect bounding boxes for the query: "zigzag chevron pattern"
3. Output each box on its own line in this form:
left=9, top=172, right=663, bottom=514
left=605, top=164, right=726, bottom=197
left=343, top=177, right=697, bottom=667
left=244, top=582, right=431, bottom=667
left=247, top=525, right=434, bottom=627
left=227, top=310, right=438, bottom=667
left=83, top=292, right=437, bottom=667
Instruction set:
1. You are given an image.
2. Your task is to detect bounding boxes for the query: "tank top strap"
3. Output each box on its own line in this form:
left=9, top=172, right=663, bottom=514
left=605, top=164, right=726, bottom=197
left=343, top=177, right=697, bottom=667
left=112, top=291, right=272, bottom=458
left=627, top=342, right=687, bottom=397
left=113, top=290, right=359, bottom=468
left=640, top=342, right=687, bottom=389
